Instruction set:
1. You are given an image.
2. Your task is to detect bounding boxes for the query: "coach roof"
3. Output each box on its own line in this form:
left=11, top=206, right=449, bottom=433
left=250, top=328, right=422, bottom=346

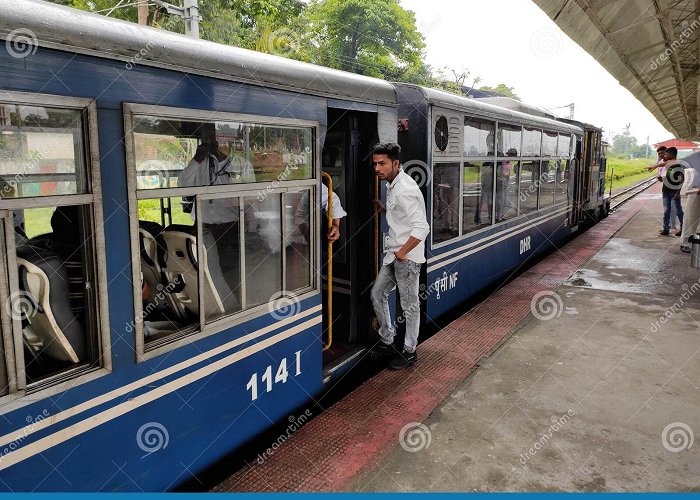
left=0, top=0, right=398, bottom=107
left=397, top=84, right=583, bottom=135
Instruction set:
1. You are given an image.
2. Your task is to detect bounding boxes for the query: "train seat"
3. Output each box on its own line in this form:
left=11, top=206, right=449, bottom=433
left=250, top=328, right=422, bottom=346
left=16, top=245, right=85, bottom=363
left=138, top=220, right=184, bottom=320
left=161, top=225, right=237, bottom=320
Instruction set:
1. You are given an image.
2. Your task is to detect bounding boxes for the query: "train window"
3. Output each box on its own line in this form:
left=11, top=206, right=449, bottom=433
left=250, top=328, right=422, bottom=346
left=495, top=160, right=519, bottom=222
left=432, top=163, right=460, bottom=243
left=519, top=160, right=540, bottom=214
left=463, top=161, right=493, bottom=233
left=127, top=106, right=317, bottom=357
left=539, top=160, right=557, bottom=207
left=556, top=160, right=570, bottom=202
left=16, top=204, right=102, bottom=385
left=464, top=117, right=495, bottom=157
left=132, top=116, right=313, bottom=189
left=243, top=195, right=283, bottom=308
left=0, top=95, right=108, bottom=396
left=0, top=104, right=89, bottom=197
left=497, top=124, right=521, bottom=156
left=558, top=134, right=572, bottom=159
left=522, top=128, right=542, bottom=157
left=137, top=197, right=201, bottom=344
left=542, top=131, right=558, bottom=157
left=285, top=190, right=312, bottom=292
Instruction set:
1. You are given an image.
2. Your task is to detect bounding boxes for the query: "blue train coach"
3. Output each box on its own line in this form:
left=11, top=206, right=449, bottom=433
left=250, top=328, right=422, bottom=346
left=0, top=0, right=608, bottom=491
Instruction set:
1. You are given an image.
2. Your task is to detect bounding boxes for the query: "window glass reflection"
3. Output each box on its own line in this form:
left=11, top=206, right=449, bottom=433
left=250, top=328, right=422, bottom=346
left=519, top=160, right=539, bottom=214
left=132, top=116, right=313, bottom=189
left=542, top=131, right=558, bottom=156
left=286, top=190, right=312, bottom=291
left=464, top=117, right=495, bottom=156
left=498, top=124, right=521, bottom=156
left=495, top=160, right=518, bottom=222
left=0, top=104, right=88, bottom=198
left=463, top=161, right=493, bottom=233
left=243, top=195, right=283, bottom=308
left=522, top=128, right=542, bottom=157
left=433, top=163, right=460, bottom=243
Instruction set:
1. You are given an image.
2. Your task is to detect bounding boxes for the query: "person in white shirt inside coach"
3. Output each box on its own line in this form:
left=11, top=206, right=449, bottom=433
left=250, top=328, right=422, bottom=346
left=370, top=142, right=430, bottom=369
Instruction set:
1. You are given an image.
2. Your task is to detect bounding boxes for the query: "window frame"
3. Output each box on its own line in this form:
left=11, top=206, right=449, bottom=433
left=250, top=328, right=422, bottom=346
left=0, top=91, right=111, bottom=402
left=123, top=103, right=320, bottom=362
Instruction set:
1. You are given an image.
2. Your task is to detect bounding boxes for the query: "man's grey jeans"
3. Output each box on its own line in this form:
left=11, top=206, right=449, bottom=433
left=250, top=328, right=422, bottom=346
left=371, top=260, right=422, bottom=353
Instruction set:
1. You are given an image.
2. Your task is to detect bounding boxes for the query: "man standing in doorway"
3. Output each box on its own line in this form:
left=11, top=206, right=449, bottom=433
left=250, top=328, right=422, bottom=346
left=371, top=143, right=430, bottom=369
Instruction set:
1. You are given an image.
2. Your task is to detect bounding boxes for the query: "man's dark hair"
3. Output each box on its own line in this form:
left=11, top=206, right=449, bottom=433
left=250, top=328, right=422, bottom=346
left=656, top=146, right=667, bottom=153
left=371, top=142, right=401, bottom=162
left=666, top=146, right=678, bottom=158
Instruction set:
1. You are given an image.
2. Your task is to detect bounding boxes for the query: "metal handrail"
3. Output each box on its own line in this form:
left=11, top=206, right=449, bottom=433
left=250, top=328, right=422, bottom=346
left=322, top=172, right=333, bottom=351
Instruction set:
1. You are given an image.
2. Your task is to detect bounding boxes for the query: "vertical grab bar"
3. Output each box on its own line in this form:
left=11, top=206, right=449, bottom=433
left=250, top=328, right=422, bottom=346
left=322, top=172, right=333, bottom=351
left=372, top=176, right=379, bottom=330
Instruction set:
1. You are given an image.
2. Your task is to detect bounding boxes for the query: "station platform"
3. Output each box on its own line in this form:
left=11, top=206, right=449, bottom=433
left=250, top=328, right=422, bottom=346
left=214, top=184, right=700, bottom=492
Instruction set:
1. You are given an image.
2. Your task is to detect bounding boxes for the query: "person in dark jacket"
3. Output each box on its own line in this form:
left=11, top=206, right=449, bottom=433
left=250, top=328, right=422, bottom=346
left=659, top=147, right=685, bottom=236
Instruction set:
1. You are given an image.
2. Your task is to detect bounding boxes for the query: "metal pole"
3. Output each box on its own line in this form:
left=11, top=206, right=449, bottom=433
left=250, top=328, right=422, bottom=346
left=184, top=0, right=199, bottom=39
left=137, top=0, right=148, bottom=25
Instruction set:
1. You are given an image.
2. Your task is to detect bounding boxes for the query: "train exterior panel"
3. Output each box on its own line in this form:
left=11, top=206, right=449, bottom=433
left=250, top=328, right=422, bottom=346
left=0, top=0, right=397, bottom=491
left=394, top=84, right=582, bottom=320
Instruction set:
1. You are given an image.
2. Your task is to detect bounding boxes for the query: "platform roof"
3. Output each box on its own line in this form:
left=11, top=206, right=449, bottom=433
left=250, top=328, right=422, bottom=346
left=533, top=0, right=700, bottom=140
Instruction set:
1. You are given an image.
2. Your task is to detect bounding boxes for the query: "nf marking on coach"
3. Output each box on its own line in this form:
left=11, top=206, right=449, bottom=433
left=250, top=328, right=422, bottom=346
left=520, top=236, right=532, bottom=255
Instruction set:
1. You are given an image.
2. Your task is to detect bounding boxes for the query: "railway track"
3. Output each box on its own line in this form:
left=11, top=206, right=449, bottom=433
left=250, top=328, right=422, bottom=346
left=610, top=176, right=657, bottom=211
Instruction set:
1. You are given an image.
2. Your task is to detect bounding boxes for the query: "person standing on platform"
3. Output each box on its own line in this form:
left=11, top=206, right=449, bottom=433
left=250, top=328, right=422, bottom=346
left=370, top=142, right=430, bottom=370
left=649, top=146, right=680, bottom=234
left=659, top=147, right=684, bottom=236
left=680, top=151, right=700, bottom=253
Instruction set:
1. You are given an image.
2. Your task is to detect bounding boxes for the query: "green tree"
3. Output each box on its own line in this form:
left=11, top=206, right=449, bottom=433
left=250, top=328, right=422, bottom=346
left=611, top=133, right=638, bottom=155
left=302, top=0, right=428, bottom=81
left=478, top=83, right=521, bottom=101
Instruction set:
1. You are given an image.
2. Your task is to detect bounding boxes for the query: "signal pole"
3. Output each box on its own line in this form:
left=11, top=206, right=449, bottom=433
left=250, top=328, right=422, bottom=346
left=153, top=0, right=200, bottom=38
left=623, top=123, right=631, bottom=155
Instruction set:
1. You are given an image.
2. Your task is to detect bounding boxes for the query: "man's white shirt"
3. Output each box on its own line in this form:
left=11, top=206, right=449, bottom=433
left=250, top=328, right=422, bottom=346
left=384, top=168, right=430, bottom=265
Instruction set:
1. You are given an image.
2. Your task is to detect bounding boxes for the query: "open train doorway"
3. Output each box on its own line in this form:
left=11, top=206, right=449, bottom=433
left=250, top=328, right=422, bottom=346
left=321, top=108, right=379, bottom=372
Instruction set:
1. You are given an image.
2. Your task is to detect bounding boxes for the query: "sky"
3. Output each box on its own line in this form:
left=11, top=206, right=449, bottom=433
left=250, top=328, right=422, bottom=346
left=400, top=0, right=674, bottom=146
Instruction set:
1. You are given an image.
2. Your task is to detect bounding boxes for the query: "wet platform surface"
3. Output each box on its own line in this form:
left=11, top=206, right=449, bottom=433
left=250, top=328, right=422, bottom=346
left=215, top=184, right=700, bottom=492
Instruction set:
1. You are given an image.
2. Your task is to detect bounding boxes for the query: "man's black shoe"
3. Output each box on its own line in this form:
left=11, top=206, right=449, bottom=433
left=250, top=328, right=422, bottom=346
left=389, top=350, right=417, bottom=370
left=372, top=341, right=394, bottom=356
